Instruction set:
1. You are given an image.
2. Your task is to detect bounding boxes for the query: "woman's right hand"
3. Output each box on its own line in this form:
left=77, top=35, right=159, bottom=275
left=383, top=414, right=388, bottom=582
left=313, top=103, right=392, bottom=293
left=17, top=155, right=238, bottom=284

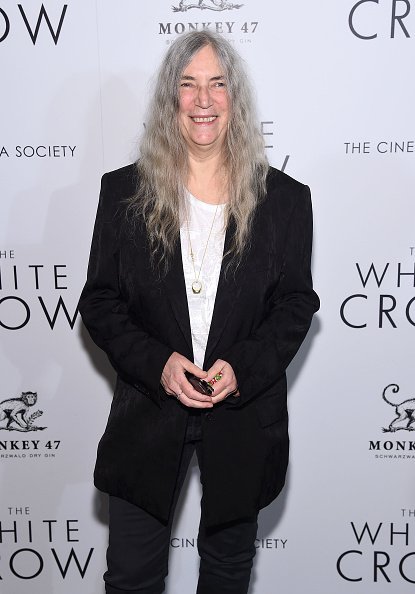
left=161, top=352, right=213, bottom=408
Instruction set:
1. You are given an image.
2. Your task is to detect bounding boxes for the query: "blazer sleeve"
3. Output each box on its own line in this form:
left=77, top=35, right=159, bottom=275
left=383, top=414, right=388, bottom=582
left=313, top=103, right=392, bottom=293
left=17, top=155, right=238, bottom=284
left=78, top=172, right=174, bottom=406
left=222, top=185, right=319, bottom=405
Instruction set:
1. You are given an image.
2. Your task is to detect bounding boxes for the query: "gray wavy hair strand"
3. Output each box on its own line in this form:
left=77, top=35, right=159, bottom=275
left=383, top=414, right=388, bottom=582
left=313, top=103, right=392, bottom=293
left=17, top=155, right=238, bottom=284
left=129, top=30, right=268, bottom=272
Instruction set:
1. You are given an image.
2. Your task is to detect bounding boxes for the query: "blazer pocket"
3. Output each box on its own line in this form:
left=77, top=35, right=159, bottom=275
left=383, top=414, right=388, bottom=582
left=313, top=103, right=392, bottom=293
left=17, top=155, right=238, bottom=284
left=254, top=394, right=287, bottom=428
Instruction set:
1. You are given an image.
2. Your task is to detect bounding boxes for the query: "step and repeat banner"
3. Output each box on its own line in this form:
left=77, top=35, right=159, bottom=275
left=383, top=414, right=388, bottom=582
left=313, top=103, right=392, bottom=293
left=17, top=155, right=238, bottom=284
left=1, top=1, right=414, bottom=592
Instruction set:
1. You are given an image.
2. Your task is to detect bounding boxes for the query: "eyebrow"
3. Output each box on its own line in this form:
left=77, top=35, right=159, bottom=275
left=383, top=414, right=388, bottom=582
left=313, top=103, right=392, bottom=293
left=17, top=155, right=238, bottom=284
left=180, top=75, right=225, bottom=81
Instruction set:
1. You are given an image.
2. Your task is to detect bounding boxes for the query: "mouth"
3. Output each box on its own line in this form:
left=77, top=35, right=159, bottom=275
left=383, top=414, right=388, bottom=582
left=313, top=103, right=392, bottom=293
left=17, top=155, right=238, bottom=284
left=190, top=116, right=218, bottom=123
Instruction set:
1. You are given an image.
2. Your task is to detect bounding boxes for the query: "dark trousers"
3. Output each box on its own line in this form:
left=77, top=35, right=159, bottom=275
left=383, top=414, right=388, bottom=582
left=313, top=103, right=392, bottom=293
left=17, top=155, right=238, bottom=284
left=104, top=412, right=258, bottom=594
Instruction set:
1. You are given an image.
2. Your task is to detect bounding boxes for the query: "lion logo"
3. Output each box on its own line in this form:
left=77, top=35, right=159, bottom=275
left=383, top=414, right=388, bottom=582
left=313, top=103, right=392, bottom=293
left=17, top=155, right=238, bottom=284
left=0, top=391, right=46, bottom=432
left=382, top=384, right=415, bottom=432
left=172, top=1, right=244, bottom=13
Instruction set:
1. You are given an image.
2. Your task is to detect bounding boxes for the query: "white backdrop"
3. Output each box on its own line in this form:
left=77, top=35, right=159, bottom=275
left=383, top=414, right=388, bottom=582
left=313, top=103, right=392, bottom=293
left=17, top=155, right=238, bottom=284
left=1, top=1, right=414, bottom=592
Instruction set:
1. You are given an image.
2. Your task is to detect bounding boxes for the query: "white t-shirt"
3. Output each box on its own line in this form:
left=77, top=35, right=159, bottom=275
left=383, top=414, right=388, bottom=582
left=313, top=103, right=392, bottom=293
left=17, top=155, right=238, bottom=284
left=180, top=192, right=226, bottom=369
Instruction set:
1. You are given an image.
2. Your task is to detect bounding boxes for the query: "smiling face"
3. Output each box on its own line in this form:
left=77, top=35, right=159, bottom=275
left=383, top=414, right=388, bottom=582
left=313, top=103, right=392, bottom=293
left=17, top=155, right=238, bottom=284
left=178, top=44, right=229, bottom=156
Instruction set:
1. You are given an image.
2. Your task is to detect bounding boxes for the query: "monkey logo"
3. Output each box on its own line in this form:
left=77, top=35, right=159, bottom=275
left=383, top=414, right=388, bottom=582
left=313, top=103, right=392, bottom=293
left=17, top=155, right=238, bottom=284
left=382, top=384, right=415, bottom=433
left=172, top=1, right=244, bottom=13
left=0, top=391, right=46, bottom=432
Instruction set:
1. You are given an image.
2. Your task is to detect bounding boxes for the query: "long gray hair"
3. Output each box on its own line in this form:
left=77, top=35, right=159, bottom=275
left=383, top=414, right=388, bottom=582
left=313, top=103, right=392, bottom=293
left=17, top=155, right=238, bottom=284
left=129, top=30, right=268, bottom=272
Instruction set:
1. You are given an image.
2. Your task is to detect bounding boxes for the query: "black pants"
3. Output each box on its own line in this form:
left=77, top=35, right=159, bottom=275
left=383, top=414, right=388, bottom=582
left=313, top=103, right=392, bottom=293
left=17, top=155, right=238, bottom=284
left=104, top=412, right=258, bottom=594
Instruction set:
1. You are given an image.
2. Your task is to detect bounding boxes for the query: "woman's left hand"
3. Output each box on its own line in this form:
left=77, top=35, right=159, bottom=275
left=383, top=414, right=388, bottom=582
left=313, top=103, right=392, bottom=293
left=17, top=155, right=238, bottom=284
left=206, top=359, right=240, bottom=404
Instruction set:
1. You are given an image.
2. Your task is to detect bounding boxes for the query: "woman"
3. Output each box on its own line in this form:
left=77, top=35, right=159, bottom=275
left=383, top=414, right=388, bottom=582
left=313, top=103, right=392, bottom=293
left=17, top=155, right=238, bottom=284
left=79, top=30, right=319, bottom=594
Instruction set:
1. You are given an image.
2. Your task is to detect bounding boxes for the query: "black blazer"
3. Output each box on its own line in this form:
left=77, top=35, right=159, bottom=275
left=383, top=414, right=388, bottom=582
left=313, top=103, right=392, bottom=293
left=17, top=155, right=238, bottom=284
left=79, top=164, right=319, bottom=526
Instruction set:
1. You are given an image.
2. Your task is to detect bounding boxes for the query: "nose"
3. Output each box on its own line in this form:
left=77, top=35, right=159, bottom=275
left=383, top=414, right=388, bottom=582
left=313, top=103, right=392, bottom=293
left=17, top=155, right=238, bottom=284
left=196, top=85, right=212, bottom=109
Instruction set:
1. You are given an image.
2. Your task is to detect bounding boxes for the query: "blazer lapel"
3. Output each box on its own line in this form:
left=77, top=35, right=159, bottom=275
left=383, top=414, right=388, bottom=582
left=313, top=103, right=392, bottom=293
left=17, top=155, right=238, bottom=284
left=162, top=239, right=193, bottom=354
left=204, top=218, right=244, bottom=366
left=162, top=220, right=245, bottom=366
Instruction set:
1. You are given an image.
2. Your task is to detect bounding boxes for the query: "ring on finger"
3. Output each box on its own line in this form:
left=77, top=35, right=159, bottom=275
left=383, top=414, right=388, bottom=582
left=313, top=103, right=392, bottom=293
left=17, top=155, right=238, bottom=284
left=208, top=371, right=224, bottom=387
